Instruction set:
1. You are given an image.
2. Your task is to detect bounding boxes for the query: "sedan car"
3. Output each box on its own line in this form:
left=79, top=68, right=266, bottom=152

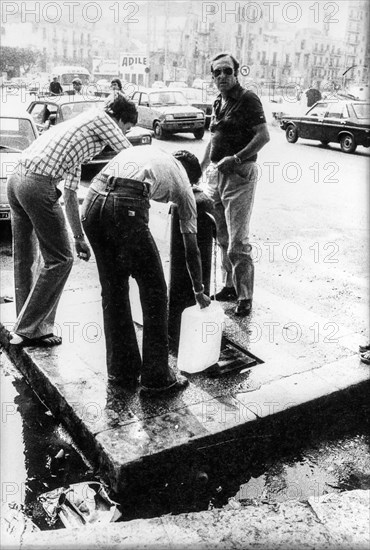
left=131, top=88, right=206, bottom=139
left=173, top=87, right=217, bottom=129
left=280, top=99, right=370, bottom=153
left=0, top=110, right=39, bottom=222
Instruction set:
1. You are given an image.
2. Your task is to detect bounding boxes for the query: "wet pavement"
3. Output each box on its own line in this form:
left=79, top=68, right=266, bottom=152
left=1, top=273, right=369, bottom=500
left=0, top=352, right=94, bottom=530
left=1, top=123, right=369, bottom=546
left=1, top=344, right=369, bottom=533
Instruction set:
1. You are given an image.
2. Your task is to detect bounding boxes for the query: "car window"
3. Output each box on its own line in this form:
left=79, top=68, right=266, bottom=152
left=325, top=104, right=346, bottom=119
left=30, top=103, right=47, bottom=124
left=353, top=103, right=370, bottom=119
left=149, top=91, right=188, bottom=106
left=307, top=102, right=328, bottom=117
left=131, top=92, right=140, bottom=105
left=0, top=117, right=37, bottom=150
left=60, top=101, right=102, bottom=120
left=139, top=93, right=149, bottom=106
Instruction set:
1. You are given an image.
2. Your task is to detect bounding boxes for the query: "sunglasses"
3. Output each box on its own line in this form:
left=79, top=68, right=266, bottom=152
left=213, top=67, right=234, bottom=77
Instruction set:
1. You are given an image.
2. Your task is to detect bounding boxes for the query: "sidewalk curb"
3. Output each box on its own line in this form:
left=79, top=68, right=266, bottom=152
left=1, top=308, right=369, bottom=496
left=16, top=489, right=370, bottom=550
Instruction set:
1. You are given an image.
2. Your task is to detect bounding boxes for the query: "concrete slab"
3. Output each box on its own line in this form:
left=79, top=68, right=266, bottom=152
left=0, top=282, right=368, bottom=495
left=18, top=489, right=370, bottom=550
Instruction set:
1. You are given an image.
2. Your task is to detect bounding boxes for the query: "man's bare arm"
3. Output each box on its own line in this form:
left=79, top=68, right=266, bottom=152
left=182, top=233, right=211, bottom=308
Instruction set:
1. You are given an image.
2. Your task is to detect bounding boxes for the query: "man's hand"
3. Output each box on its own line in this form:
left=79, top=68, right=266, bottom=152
left=217, top=156, right=236, bottom=175
left=75, top=239, right=91, bottom=261
left=195, top=292, right=211, bottom=309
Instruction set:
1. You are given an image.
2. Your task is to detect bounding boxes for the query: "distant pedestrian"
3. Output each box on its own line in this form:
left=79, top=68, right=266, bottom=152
left=200, top=52, right=270, bottom=317
left=72, top=77, right=83, bottom=94
left=107, top=79, right=127, bottom=102
left=110, top=78, right=122, bottom=91
left=7, top=95, right=136, bottom=347
left=49, top=76, right=63, bottom=95
left=306, top=85, right=322, bottom=107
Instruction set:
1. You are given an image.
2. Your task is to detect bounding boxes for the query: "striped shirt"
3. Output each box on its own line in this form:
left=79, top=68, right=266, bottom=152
left=20, top=108, right=131, bottom=191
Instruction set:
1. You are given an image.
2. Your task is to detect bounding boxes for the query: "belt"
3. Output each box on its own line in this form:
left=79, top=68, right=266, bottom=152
left=91, top=173, right=150, bottom=198
left=16, top=162, right=61, bottom=184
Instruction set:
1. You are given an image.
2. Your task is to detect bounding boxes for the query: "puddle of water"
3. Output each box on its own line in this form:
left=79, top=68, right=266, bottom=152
left=117, top=384, right=370, bottom=519
left=236, top=435, right=370, bottom=506
left=0, top=352, right=94, bottom=528
left=1, top=347, right=369, bottom=529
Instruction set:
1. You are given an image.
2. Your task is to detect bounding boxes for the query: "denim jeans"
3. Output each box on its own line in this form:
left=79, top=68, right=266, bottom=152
left=204, top=162, right=258, bottom=300
left=7, top=165, right=73, bottom=338
left=81, top=181, right=176, bottom=388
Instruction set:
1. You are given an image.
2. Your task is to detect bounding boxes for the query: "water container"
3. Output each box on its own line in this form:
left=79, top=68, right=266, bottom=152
left=177, top=301, right=225, bottom=374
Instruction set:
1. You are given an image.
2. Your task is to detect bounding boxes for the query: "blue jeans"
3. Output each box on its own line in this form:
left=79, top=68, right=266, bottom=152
left=204, top=162, right=258, bottom=300
left=81, top=178, right=176, bottom=388
left=7, top=165, right=73, bottom=338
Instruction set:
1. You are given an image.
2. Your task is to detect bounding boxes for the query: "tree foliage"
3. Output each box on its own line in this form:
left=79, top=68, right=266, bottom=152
left=0, top=46, right=40, bottom=75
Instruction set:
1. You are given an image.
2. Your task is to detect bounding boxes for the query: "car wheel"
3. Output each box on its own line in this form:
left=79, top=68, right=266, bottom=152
left=193, top=128, right=205, bottom=140
left=153, top=122, right=166, bottom=140
left=340, top=134, right=356, bottom=154
left=286, top=125, right=298, bottom=143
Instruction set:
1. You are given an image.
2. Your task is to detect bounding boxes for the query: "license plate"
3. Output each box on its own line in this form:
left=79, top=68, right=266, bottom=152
left=178, top=123, right=194, bottom=128
left=0, top=212, right=10, bottom=219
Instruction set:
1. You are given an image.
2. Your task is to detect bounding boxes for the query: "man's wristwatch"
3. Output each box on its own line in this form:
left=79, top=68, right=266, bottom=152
left=233, top=154, right=242, bottom=165
left=193, top=284, right=204, bottom=296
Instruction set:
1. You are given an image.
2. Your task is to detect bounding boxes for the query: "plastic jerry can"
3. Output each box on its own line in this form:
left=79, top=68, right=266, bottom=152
left=177, top=301, right=225, bottom=374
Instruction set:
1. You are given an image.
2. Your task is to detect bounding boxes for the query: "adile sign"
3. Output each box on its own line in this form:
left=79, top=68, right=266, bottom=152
left=120, top=53, right=147, bottom=75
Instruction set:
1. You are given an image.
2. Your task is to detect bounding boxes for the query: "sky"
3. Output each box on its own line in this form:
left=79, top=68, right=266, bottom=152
left=1, top=1, right=351, bottom=41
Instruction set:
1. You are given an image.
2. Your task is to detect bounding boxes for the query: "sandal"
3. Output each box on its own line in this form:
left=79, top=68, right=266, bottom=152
left=360, top=350, right=370, bottom=365
left=9, top=333, right=62, bottom=347
left=359, top=343, right=370, bottom=354
left=140, top=374, right=189, bottom=395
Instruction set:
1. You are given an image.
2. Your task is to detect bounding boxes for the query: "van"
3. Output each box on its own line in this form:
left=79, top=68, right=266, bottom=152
left=52, top=65, right=91, bottom=90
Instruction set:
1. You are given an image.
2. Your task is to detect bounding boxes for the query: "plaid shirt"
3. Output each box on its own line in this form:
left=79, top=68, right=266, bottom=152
left=20, top=109, right=131, bottom=191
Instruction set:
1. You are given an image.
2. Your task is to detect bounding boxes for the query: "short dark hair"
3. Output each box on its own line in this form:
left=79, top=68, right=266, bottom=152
left=111, top=78, right=122, bottom=90
left=72, top=78, right=82, bottom=85
left=211, top=53, right=239, bottom=74
left=173, top=150, right=202, bottom=184
left=105, top=94, right=138, bottom=125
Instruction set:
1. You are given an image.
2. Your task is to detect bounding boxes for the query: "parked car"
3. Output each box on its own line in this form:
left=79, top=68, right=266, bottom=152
left=172, top=87, right=217, bottom=129
left=192, top=78, right=213, bottom=90
left=27, top=96, right=152, bottom=143
left=151, top=81, right=166, bottom=89
left=131, top=88, right=206, bottom=139
left=280, top=99, right=370, bottom=153
left=26, top=96, right=152, bottom=178
left=27, top=77, right=50, bottom=96
left=167, top=81, right=187, bottom=89
left=3, top=77, right=28, bottom=93
left=0, top=109, right=39, bottom=222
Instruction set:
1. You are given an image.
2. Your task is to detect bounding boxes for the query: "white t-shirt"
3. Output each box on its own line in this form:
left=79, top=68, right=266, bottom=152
left=99, top=145, right=197, bottom=233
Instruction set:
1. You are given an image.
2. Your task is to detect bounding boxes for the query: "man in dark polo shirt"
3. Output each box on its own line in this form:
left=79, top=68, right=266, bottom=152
left=200, top=53, right=270, bottom=316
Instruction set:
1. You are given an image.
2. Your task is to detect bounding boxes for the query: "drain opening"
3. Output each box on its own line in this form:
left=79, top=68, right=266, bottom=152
left=206, top=336, right=263, bottom=377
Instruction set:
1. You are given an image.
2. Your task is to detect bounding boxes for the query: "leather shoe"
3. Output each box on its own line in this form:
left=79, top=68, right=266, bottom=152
left=140, top=374, right=189, bottom=395
left=234, top=299, right=252, bottom=317
left=107, top=373, right=140, bottom=389
left=212, top=286, right=237, bottom=301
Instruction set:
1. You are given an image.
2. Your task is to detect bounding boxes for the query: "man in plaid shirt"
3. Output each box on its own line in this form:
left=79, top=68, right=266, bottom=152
left=7, top=95, right=137, bottom=347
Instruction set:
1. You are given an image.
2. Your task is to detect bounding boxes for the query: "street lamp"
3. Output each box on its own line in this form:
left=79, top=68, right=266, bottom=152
left=342, top=64, right=356, bottom=90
